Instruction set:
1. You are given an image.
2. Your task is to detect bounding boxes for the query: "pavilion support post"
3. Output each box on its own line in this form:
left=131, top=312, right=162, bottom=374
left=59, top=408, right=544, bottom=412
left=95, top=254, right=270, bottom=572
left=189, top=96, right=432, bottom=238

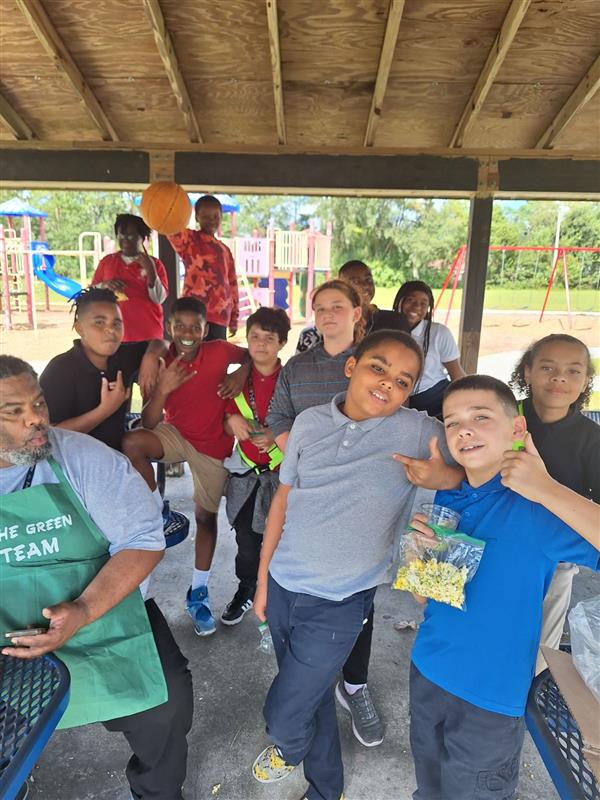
left=159, top=234, right=178, bottom=334
left=458, top=197, right=493, bottom=375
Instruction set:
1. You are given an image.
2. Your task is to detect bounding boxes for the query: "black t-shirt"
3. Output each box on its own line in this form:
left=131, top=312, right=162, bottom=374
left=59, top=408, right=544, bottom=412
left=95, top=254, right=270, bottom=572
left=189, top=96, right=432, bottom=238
left=40, top=340, right=148, bottom=451
left=523, top=396, right=600, bottom=502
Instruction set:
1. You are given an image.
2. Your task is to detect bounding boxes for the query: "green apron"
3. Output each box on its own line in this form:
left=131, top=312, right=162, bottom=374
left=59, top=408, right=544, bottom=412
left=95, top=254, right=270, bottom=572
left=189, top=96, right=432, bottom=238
left=0, top=457, right=167, bottom=729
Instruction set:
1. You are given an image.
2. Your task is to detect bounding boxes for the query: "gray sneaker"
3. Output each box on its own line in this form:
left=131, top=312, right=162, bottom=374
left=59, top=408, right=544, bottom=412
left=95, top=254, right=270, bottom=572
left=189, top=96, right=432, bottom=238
left=335, top=681, right=384, bottom=747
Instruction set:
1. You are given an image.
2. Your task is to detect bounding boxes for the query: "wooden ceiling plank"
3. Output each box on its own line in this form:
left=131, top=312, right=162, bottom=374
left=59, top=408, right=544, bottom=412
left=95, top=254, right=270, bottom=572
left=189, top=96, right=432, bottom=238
left=265, top=0, right=286, bottom=145
left=535, top=53, right=600, bottom=149
left=364, top=0, right=406, bottom=147
left=0, top=92, right=35, bottom=140
left=140, top=0, right=203, bottom=144
left=449, top=0, right=531, bottom=148
left=14, top=0, right=119, bottom=142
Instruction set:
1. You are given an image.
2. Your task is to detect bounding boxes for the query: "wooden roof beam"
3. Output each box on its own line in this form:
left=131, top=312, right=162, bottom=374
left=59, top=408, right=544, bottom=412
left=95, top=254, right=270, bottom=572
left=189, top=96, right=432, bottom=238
left=449, top=0, right=531, bottom=148
left=265, top=0, right=286, bottom=145
left=15, top=0, right=118, bottom=142
left=535, top=53, right=600, bottom=149
left=141, top=0, right=203, bottom=144
left=0, top=92, right=35, bottom=140
left=364, top=0, right=405, bottom=147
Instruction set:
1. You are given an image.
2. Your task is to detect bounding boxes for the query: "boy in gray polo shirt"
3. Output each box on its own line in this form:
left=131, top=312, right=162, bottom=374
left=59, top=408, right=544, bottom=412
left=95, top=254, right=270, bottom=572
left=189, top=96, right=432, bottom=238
left=251, top=331, right=462, bottom=800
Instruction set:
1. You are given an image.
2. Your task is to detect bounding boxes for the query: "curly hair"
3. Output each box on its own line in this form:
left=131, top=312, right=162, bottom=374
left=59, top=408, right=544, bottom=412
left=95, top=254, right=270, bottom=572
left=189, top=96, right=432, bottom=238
left=312, top=279, right=365, bottom=343
left=509, top=334, right=595, bottom=411
left=71, top=286, right=118, bottom=322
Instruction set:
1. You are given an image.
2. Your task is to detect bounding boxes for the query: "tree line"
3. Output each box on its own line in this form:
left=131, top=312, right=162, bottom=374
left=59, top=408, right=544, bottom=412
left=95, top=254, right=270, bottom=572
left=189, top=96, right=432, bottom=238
left=1, top=190, right=598, bottom=289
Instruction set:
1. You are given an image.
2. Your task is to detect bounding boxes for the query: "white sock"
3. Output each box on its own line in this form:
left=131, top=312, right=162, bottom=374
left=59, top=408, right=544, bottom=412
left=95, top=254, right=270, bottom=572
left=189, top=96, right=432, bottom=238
left=344, top=681, right=366, bottom=696
left=192, top=568, right=210, bottom=591
left=152, top=487, right=163, bottom=512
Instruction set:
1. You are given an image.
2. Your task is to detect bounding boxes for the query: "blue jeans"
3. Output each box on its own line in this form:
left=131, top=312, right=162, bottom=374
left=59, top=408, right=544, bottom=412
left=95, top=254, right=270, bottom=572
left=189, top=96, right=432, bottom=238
left=264, top=574, right=375, bottom=800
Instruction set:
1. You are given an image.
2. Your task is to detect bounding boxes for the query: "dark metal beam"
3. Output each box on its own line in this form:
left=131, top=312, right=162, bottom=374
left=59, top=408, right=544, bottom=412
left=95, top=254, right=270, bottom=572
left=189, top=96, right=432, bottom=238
left=498, top=158, right=600, bottom=196
left=458, top=197, right=493, bottom=375
left=0, top=148, right=598, bottom=198
left=175, top=152, right=478, bottom=193
left=0, top=149, right=149, bottom=185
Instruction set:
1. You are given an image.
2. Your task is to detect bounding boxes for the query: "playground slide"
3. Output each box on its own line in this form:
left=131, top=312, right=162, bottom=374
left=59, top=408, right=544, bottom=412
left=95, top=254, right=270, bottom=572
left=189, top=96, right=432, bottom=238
left=32, top=242, right=81, bottom=300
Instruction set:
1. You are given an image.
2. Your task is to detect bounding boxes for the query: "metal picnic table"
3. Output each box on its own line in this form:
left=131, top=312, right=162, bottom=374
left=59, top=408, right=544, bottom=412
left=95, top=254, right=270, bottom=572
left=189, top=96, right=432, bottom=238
left=526, top=667, right=600, bottom=800
left=0, top=653, right=70, bottom=800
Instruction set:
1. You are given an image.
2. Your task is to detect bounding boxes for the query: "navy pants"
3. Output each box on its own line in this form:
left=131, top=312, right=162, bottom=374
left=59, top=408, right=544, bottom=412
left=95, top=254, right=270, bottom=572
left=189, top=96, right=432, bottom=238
left=264, top=574, right=375, bottom=800
left=409, top=663, right=524, bottom=800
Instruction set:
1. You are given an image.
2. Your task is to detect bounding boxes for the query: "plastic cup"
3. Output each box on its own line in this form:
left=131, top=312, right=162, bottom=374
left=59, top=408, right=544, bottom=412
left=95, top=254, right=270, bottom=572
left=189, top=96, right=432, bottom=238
left=421, top=503, right=461, bottom=531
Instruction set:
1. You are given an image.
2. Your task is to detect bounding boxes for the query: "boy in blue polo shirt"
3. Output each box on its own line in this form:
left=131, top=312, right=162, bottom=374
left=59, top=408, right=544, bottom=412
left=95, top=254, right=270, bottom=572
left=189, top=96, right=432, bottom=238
left=407, top=375, right=599, bottom=800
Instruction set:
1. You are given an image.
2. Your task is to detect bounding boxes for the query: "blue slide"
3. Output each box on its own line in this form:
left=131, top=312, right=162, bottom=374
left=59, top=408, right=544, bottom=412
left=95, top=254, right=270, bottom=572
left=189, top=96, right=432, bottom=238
left=31, top=241, right=81, bottom=300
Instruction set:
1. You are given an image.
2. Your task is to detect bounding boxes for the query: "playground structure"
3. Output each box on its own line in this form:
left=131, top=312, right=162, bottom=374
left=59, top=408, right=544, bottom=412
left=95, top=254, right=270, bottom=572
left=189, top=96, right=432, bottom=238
left=221, top=222, right=332, bottom=326
left=0, top=193, right=333, bottom=332
left=0, top=199, right=109, bottom=332
left=435, top=245, right=600, bottom=325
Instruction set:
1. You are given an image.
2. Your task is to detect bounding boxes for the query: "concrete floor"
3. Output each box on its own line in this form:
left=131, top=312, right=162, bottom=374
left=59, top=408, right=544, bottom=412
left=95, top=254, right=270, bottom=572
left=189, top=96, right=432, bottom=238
left=27, top=468, right=599, bottom=800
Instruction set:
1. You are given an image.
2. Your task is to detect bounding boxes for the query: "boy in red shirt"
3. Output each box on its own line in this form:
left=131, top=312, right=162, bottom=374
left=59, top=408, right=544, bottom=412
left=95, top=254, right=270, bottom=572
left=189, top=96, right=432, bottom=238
left=92, top=214, right=169, bottom=342
left=123, top=297, right=249, bottom=636
left=221, top=307, right=291, bottom=625
left=167, top=195, right=239, bottom=341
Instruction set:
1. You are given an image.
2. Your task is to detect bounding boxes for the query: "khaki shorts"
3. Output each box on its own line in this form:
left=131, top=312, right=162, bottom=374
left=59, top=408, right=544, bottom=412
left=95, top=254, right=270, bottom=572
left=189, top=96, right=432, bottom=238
left=153, top=423, right=227, bottom=513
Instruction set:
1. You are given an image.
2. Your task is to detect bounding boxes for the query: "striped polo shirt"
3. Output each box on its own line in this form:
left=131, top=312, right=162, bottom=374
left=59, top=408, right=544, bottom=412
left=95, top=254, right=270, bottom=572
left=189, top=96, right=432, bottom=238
left=267, top=343, right=352, bottom=438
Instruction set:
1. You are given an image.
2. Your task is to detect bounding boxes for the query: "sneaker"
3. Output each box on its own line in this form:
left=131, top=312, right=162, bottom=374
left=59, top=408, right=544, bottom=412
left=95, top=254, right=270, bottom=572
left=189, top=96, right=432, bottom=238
left=185, top=586, right=216, bottom=636
left=335, top=681, right=384, bottom=747
left=220, top=586, right=254, bottom=626
left=298, top=794, right=344, bottom=800
left=252, top=745, right=295, bottom=783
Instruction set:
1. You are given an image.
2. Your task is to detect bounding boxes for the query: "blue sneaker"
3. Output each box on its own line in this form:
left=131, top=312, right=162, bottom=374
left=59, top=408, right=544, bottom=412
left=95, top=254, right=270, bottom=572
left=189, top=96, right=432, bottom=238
left=185, top=586, right=216, bottom=636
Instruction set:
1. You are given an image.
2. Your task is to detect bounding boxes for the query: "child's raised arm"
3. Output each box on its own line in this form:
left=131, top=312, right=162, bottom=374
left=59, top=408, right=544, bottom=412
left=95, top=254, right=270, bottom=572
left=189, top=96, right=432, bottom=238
left=254, top=482, right=292, bottom=621
left=501, top=434, right=600, bottom=550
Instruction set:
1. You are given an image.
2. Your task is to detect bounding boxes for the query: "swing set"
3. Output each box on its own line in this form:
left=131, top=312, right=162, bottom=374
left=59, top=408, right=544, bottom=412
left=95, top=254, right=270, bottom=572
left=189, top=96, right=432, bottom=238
left=435, top=245, right=600, bottom=325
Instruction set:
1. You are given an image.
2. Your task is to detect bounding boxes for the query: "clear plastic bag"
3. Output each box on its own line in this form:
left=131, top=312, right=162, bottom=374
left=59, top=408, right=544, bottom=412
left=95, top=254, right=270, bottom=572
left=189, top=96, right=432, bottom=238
left=568, top=597, right=600, bottom=703
left=393, top=525, right=486, bottom=611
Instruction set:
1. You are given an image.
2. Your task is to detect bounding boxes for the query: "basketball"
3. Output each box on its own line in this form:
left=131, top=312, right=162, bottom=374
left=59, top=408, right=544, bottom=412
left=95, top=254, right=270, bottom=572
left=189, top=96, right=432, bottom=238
left=140, top=182, right=191, bottom=235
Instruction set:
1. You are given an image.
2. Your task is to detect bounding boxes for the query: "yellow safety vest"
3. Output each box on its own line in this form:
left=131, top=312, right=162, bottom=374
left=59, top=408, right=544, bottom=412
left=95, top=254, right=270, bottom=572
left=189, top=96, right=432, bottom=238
left=233, top=392, right=283, bottom=472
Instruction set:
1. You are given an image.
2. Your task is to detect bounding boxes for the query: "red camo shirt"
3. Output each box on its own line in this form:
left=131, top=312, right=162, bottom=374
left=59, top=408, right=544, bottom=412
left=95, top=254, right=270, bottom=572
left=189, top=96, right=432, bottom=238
left=167, top=229, right=239, bottom=329
left=91, top=252, right=168, bottom=342
left=163, top=340, right=247, bottom=459
left=225, top=362, right=281, bottom=467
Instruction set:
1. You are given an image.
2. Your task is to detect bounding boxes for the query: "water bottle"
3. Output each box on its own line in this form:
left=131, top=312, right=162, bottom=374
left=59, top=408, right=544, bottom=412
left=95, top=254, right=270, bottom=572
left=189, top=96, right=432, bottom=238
left=257, top=621, right=274, bottom=655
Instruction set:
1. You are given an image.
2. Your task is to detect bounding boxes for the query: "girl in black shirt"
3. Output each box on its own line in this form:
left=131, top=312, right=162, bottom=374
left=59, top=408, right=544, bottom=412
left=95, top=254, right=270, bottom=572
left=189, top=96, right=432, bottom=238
left=510, top=333, right=598, bottom=671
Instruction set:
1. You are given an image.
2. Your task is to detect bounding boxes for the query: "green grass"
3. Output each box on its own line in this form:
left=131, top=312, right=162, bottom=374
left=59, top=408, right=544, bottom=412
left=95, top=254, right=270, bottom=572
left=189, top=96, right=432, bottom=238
left=373, top=287, right=600, bottom=314
left=592, top=358, right=600, bottom=373
left=588, top=391, right=600, bottom=411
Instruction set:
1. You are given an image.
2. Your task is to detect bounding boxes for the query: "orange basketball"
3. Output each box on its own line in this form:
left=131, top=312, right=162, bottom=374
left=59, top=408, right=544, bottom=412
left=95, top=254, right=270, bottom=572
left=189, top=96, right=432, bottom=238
left=140, top=182, right=191, bottom=235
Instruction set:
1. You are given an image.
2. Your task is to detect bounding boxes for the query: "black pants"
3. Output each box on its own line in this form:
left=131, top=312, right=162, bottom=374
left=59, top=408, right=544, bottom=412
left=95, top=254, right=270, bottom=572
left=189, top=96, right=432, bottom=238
left=204, top=322, right=227, bottom=341
left=409, top=663, right=524, bottom=800
left=233, top=486, right=262, bottom=593
left=103, top=599, right=193, bottom=800
left=342, top=603, right=374, bottom=685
